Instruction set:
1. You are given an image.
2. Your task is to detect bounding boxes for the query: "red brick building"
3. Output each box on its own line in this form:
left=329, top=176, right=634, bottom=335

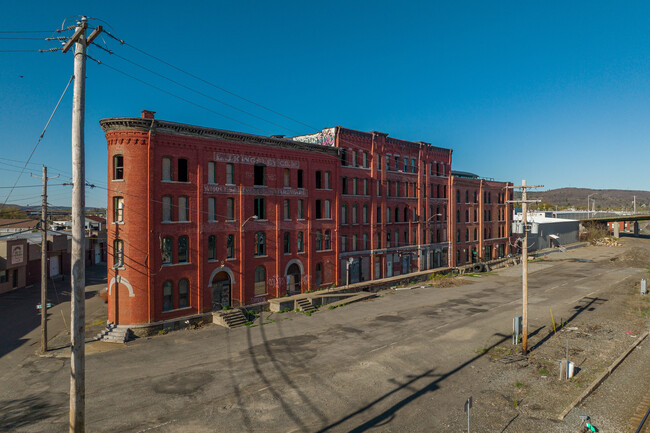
left=292, top=127, right=451, bottom=282
left=449, top=171, right=513, bottom=266
left=102, top=111, right=513, bottom=326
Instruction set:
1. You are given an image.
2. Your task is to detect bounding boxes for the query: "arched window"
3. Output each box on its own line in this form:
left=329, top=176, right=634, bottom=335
left=208, top=235, right=216, bottom=260
left=363, top=204, right=368, bottom=224
left=324, top=200, right=331, bottom=219
left=341, top=204, right=347, bottom=224
left=456, top=210, right=460, bottom=223
left=113, top=154, right=124, bottom=180
left=395, top=207, right=399, bottom=223
left=226, top=234, right=235, bottom=258
left=315, top=231, right=322, bottom=251
left=324, top=230, right=331, bottom=250
left=114, top=239, right=124, bottom=267
left=352, top=204, right=358, bottom=224
left=315, top=263, right=322, bottom=286
left=283, top=232, right=290, bottom=254
left=254, top=266, right=266, bottom=295
left=162, top=281, right=173, bottom=311
left=403, top=208, right=408, bottom=222
left=162, top=237, right=172, bottom=264
left=474, top=228, right=478, bottom=240
left=178, top=279, right=189, bottom=308
left=387, top=207, right=391, bottom=224
left=178, top=236, right=189, bottom=263
left=254, top=232, right=265, bottom=256
left=297, top=231, right=304, bottom=252
left=465, top=210, right=469, bottom=222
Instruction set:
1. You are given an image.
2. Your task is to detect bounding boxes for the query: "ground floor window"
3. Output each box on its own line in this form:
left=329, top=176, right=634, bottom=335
left=163, top=281, right=173, bottom=311
left=178, top=279, right=189, bottom=308
left=254, top=266, right=266, bottom=295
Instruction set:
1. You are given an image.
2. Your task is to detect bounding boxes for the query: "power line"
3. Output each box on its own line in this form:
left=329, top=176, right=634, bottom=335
left=86, top=55, right=273, bottom=135
left=0, top=75, right=74, bottom=212
left=100, top=27, right=321, bottom=132
left=0, top=29, right=63, bottom=33
left=91, top=43, right=302, bottom=135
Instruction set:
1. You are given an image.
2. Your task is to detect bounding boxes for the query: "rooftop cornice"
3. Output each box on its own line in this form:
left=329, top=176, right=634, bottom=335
left=99, top=117, right=339, bottom=156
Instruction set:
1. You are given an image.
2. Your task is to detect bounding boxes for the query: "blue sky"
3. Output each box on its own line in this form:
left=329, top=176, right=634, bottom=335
left=1, top=1, right=648, bottom=208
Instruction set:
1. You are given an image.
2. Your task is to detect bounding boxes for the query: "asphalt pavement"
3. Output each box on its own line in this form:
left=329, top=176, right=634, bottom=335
left=0, top=246, right=647, bottom=432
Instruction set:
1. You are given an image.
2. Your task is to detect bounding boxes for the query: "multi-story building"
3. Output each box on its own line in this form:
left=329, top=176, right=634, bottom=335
left=292, top=127, right=451, bottom=283
left=101, top=111, right=512, bottom=327
left=449, top=171, right=513, bottom=266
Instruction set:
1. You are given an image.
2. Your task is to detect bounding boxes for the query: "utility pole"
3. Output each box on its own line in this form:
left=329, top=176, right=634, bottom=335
left=507, top=180, right=543, bottom=355
left=634, top=196, right=637, bottom=214
left=31, top=166, right=59, bottom=353
left=62, top=17, right=102, bottom=433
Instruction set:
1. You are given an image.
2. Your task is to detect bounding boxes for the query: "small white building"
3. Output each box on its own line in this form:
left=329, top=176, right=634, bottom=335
left=513, top=212, right=579, bottom=251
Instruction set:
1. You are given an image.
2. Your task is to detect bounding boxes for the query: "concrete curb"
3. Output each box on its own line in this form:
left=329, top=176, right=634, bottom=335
left=558, top=330, right=649, bottom=420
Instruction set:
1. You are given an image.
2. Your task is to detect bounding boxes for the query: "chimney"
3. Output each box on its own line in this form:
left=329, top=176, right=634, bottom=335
left=141, top=110, right=156, bottom=119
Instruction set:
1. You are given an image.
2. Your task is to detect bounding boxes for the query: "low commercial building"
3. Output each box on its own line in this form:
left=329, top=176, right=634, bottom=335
left=513, top=212, right=579, bottom=251
left=0, top=238, right=28, bottom=294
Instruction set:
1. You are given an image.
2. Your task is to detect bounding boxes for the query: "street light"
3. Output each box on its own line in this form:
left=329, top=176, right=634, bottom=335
left=587, top=194, right=595, bottom=219
left=240, top=215, right=258, bottom=230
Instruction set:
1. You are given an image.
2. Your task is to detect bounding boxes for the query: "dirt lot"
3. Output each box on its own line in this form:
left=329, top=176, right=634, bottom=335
left=459, top=237, right=650, bottom=432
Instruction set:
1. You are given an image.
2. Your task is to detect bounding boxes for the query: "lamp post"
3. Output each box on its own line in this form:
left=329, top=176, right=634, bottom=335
left=587, top=194, right=595, bottom=219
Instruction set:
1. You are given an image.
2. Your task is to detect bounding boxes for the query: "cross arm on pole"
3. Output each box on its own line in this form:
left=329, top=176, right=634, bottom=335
left=505, top=185, right=544, bottom=189
left=62, top=21, right=88, bottom=53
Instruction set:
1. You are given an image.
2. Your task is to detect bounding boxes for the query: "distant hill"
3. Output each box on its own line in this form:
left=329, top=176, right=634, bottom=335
left=523, top=188, right=650, bottom=211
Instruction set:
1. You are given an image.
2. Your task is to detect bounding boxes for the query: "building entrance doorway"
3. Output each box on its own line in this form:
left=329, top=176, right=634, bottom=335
left=286, top=263, right=301, bottom=295
left=211, top=271, right=231, bottom=311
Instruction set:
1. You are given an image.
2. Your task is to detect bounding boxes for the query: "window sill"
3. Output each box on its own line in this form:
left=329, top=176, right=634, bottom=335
left=161, top=180, right=191, bottom=184
left=162, top=306, right=192, bottom=314
left=161, top=262, right=191, bottom=267
left=253, top=255, right=268, bottom=258
left=161, top=221, right=192, bottom=224
left=111, top=179, right=125, bottom=182
left=112, top=221, right=125, bottom=225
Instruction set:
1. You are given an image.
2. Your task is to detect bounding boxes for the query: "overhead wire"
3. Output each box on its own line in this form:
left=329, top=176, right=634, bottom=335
left=0, top=74, right=74, bottom=212
left=99, top=27, right=321, bottom=132
left=90, top=43, right=302, bottom=135
left=86, top=54, right=273, bottom=135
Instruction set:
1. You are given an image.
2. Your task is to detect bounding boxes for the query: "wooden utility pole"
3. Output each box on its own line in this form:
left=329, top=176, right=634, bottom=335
left=507, top=180, right=543, bottom=355
left=32, top=165, right=59, bottom=353
left=62, top=17, right=102, bottom=433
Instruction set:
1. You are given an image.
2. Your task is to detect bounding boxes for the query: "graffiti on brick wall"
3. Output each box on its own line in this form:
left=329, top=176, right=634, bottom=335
left=268, top=274, right=286, bottom=290
left=292, top=128, right=336, bottom=147
left=212, top=153, right=300, bottom=169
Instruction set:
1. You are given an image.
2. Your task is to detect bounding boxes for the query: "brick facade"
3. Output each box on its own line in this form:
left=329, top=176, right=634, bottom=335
left=101, top=111, right=509, bottom=326
left=449, top=174, right=514, bottom=266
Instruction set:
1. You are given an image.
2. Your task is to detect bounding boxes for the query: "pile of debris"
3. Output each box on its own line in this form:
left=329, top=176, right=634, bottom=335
left=592, top=237, right=621, bottom=247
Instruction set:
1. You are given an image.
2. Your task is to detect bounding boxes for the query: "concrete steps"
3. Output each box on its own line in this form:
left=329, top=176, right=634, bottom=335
left=96, top=323, right=132, bottom=343
left=295, top=298, right=316, bottom=312
left=213, top=309, right=248, bottom=328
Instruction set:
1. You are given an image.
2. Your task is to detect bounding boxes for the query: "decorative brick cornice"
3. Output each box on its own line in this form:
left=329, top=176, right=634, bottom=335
left=99, top=117, right=339, bottom=156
